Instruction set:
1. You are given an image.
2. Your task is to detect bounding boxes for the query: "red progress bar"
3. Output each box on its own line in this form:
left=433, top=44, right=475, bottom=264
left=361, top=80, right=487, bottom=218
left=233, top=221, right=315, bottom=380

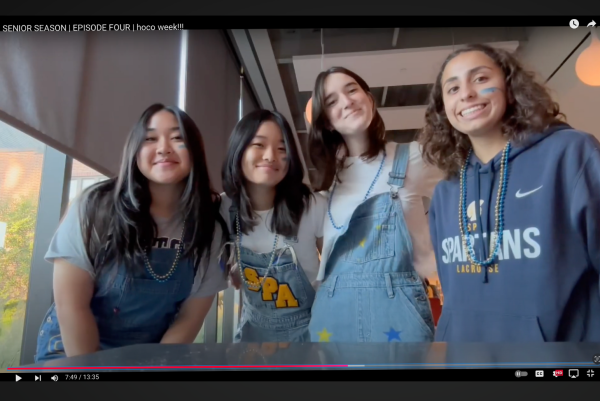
left=8, top=365, right=349, bottom=370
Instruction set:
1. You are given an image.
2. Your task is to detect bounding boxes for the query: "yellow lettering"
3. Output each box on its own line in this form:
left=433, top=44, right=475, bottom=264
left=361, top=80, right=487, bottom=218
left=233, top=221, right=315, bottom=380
left=486, top=264, right=500, bottom=273
left=261, top=277, right=278, bottom=301
left=244, top=268, right=260, bottom=292
left=467, top=223, right=478, bottom=232
left=243, top=272, right=303, bottom=308
left=457, top=264, right=484, bottom=274
left=276, top=284, right=299, bottom=308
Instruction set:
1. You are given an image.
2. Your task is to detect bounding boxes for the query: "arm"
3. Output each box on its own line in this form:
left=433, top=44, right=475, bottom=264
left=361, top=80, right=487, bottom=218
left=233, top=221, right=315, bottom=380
left=53, top=259, right=100, bottom=356
left=45, top=197, right=102, bottom=356
left=570, top=140, right=600, bottom=283
left=162, top=224, right=230, bottom=343
left=427, top=193, right=443, bottom=303
left=313, top=193, right=327, bottom=256
left=410, top=142, right=445, bottom=199
left=160, top=295, right=215, bottom=343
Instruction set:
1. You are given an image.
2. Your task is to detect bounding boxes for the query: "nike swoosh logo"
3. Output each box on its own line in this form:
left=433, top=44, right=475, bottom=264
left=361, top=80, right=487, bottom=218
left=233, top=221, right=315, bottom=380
left=516, top=186, right=543, bottom=198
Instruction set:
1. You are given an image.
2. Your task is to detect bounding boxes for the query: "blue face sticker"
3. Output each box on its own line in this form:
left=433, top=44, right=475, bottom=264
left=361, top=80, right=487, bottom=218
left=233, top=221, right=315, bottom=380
left=479, top=87, right=498, bottom=95
left=178, top=144, right=187, bottom=149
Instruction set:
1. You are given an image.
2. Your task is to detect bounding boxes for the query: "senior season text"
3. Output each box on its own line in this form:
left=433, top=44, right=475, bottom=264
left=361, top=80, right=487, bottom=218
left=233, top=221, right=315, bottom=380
left=3, top=24, right=133, bottom=32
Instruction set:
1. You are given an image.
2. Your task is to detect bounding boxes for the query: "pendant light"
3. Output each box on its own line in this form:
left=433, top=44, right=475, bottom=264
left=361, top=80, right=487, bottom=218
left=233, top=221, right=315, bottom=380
left=575, top=28, right=600, bottom=86
left=304, top=29, right=325, bottom=125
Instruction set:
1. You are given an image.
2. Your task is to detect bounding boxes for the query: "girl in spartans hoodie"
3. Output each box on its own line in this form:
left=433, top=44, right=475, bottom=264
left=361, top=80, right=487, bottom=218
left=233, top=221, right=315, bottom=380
left=419, top=43, right=600, bottom=342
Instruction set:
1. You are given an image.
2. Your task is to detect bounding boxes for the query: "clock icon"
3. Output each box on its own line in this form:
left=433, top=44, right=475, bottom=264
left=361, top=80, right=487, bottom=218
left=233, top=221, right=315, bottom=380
left=570, top=19, right=580, bottom=29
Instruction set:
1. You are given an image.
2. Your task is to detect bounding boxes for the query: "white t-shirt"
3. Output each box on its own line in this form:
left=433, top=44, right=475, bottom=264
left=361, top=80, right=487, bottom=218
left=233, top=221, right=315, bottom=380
left=220, top=193, right=327, bottom=287
left=318, top=141, right=444, bottom=282
left=45, top=196, right=228, bottom=299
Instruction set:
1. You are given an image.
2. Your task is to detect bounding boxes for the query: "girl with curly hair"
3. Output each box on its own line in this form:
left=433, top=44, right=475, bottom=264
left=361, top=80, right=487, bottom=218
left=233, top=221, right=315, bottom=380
left=419, top=43, right=600, bottom=342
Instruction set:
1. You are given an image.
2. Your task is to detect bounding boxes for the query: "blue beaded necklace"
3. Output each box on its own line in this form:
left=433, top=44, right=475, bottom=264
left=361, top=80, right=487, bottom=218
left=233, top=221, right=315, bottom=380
left=458, top=143, right=511, bottom=267
left=328, top=151, right=386, bottom=230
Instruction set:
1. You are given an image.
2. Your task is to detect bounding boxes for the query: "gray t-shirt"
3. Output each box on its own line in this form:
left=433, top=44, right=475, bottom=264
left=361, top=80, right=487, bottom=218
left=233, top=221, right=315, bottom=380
left=45, top=196, right=228, bottom=299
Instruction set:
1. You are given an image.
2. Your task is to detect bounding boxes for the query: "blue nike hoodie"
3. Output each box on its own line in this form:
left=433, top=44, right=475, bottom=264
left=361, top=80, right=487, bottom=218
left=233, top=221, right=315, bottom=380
left=429, top=124, right=600, bottom=342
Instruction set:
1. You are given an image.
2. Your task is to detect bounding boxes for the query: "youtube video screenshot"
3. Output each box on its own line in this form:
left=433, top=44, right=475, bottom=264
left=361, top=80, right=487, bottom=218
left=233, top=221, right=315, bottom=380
left=0, top=5, right=599, bottom=395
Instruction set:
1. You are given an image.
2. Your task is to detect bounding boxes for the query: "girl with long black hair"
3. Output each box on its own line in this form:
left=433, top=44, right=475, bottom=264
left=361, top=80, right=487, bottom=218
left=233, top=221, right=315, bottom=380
left=35, top=104, right=228, bottom=361
left=221, top=109, right=327, bottom=342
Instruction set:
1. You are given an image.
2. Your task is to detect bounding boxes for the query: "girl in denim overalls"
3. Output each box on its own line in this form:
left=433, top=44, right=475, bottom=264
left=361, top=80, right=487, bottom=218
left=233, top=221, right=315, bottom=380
left=220, top=110, right=327, bottom=342
left=35, top=104, right=229, bottom=361
left=306, top=67, right=443, bottom=343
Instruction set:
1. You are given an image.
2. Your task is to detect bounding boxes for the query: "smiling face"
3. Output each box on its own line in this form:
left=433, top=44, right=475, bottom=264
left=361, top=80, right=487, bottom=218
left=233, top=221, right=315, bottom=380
left=441, top=51, right=507, bottom=138
left=241, top=120, right=289, bottom=188
left=322, top=72, right=374, bottom=138
left=136, top=109, right=191, bottom=185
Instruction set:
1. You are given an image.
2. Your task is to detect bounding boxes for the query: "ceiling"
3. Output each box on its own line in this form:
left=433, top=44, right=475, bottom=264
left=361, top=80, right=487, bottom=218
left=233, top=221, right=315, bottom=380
left=229, top=28, right=529, bottom=184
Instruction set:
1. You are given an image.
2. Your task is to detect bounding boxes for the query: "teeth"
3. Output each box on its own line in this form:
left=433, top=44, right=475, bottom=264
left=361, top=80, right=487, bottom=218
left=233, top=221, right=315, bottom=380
left=461, top=105, right=485, bottom=116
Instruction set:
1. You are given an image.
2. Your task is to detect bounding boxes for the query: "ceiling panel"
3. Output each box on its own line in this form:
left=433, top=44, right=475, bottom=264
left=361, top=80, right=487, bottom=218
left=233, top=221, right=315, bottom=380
left=292, top=41, right=520, bottom=92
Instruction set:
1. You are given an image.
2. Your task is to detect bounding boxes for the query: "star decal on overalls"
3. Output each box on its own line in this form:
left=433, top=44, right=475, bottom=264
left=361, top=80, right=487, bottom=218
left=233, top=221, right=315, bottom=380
left=384, top=328, right=402, bottom=342
left=317, top=328, right=332, bottom=342
left=359, top=238, right=366, bottom=247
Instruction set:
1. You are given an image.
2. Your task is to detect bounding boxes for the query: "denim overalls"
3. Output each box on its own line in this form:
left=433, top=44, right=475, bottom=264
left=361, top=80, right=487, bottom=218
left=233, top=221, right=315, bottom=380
left=308, top=143, right=435, bottom=343
left=35, top=228, right=199, bottom=362
left=227, top=207, right=316, bottom=342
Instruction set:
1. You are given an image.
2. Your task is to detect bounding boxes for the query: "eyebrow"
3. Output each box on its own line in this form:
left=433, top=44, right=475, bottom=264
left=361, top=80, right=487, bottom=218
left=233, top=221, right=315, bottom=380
left=442, top=66, right=493, bottom=88
left=146, top=127, right=180, bottom=132
left=253, top=134, right=285, bottom=143
left=324, top=82, right=358, bottom=102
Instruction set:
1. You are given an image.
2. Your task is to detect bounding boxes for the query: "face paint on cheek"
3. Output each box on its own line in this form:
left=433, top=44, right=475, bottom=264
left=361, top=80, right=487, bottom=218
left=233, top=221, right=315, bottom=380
left=178, top=144, right=187, bottom=149
left=479, top=87, right=499, bottom=95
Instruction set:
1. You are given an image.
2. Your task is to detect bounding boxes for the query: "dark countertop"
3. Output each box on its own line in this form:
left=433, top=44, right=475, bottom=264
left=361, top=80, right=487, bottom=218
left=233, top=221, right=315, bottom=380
left=12, top=342, right=600, bottom=371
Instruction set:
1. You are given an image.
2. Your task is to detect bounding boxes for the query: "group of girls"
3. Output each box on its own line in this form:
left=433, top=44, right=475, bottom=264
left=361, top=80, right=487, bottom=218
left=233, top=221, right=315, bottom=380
left=35, top=43, right=600, bottom=361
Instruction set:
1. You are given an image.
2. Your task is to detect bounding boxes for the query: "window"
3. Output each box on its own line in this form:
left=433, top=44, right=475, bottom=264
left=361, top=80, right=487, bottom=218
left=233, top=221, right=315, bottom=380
left=0, top=120, right=46, bottom=371
left=69, top=160, right=109, bottom=202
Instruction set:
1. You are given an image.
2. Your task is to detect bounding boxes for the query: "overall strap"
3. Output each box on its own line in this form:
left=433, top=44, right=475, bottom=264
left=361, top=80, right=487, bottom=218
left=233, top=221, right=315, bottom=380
left=387, top=143, right=411, bottom=188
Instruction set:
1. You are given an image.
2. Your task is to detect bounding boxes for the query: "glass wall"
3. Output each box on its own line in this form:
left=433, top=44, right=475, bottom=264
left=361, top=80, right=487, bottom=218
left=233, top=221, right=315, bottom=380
left=0, top=30, right=257, bottom=363
left=0, top=121, right=46, bottom=371
left=69, top=160, right=109, bottom=202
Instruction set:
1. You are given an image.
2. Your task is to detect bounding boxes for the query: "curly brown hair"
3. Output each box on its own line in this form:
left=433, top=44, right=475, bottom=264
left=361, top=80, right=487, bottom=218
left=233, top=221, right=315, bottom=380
left=418, top=43, right=565, bottom=178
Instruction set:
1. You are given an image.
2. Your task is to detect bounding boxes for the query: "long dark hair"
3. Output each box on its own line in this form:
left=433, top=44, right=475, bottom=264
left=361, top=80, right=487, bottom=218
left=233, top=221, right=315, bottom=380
left=418, top=43, right=565, bottom=178
left=222, top=109, right=312, bottom=237
left=308, top=66, right=386, bottom=191
left=79, top=103, right=228, bottom=278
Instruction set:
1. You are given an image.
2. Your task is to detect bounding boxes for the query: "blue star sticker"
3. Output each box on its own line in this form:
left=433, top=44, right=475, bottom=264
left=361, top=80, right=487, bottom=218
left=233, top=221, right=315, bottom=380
left=384, top=327, right=402, bottom=342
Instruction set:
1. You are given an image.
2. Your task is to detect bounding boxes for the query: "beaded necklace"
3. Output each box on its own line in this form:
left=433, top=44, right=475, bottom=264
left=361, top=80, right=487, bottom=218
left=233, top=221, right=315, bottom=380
left=143, top=220, right=186, bottom=283
left=458, top=142, right=511, bottom=267
left=328, top=151, right=386, bottom=230
left=235, top=213, right=279, bottom=291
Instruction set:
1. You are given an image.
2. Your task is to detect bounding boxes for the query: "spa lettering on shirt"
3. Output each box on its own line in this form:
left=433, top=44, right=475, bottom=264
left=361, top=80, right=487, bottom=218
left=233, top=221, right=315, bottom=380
left=243, top=267, right=299, bottom=308
left=153, top=237, right=182, bottom=249
left=440, top=200, right=541, bottom=274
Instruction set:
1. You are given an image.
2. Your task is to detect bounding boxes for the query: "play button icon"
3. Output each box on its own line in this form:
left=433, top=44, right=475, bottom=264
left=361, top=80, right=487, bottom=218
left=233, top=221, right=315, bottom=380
left=15, top=375, right=21, bottom=382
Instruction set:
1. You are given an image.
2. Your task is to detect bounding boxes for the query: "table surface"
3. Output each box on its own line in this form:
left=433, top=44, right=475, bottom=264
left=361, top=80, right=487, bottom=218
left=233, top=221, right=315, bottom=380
left=13, top=342, right=600, bottom=371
